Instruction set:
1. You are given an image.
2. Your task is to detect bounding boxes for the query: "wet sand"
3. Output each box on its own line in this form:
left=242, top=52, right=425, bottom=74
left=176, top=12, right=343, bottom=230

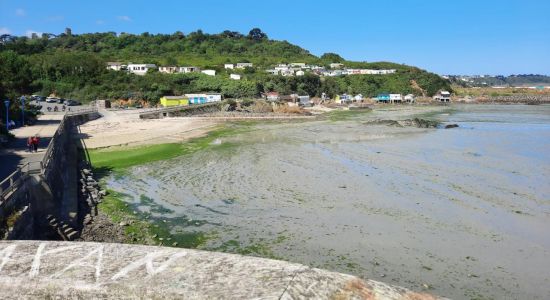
left=105, top=105, right=550, bottom=299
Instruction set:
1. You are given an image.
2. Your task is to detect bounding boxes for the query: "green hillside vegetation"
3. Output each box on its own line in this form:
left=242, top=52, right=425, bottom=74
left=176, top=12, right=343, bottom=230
left=0, top=28, right=451, bottom=104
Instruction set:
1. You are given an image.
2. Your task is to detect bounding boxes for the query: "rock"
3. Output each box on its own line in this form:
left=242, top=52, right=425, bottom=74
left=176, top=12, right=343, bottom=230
left=119, top=221, right=129, bottom=226
left=98, top=190, right=107, bottom=196
left=445, top=124, right=459, bottom=129
left=82, top=169, right=91, bottom=175
left=172, top=242, right=178, bottom=246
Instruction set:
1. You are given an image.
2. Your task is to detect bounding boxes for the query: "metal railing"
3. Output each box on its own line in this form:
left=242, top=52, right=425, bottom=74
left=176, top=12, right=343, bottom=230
left=0, top=161, right=42, bottom=204
left=0, top=107, right=98, bottom=205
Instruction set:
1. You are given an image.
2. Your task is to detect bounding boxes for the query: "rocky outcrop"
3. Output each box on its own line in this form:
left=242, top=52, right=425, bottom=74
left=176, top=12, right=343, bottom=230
left=364, top=118, right=439, bottom=128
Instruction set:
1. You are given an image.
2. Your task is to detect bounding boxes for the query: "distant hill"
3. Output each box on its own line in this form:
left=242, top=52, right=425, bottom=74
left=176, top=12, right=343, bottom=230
left=448, top=74, right=550, bottom=87
left=0, top=28, right=451, bottom=102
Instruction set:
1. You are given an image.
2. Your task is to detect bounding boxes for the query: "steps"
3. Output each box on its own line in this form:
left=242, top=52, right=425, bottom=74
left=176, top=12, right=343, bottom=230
left=46, top=214, right=79, bottom=241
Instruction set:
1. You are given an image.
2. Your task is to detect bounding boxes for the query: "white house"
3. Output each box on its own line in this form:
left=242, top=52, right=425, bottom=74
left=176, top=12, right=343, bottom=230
left=296, top=70, right=305, bottom=76
left=224, top=64, right=234, bottom=69
left=354, top=94, right=364, bottom=102
left=290, top=63, right=306, bottom=68
left=201, top=70, right=216, bottom=76
left=106, top=62, right=125, bottom=71
left=179, top=66, right=200, bottom=73
left=159, top=66, right=179, bottom=74
left=330, top=63, right=344, bottom=69
left=236, top=63, right=253, bottom=69
left=275, top=65, right=290, bottom=72
left=281, top=69, right=295, bottom=76
left=230, top=74, right=241, bottom=80
left=127, top=64, right=157, bottom=76
left=266, top=69, right=279, bottom=75
left=389, top=94, right=402, bottom=103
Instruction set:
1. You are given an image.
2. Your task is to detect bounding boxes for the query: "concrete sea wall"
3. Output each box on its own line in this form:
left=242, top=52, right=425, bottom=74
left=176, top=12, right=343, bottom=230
left=0, top=241, right=442, bottom=299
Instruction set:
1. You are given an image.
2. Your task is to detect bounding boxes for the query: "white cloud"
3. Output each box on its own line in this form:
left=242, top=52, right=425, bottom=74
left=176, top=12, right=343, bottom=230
left=25, top=30, right=43, bottom=38
left=117, top=15, right=132, bottom=22
left=16, top=8, right=26, bottom=17
left=0, top=27, right=11, bottom=35
left=96, top=19, right=105, bottom=25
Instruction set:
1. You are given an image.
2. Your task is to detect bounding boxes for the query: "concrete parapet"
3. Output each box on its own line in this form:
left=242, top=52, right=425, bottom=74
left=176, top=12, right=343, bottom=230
left=0, top=241, right=443, bottom=299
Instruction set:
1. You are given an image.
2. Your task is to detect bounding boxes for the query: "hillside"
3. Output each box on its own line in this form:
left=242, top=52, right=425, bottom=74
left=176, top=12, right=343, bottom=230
left=448, top=74, right=550, bottom=87
left=0, top=28, right=451, bottom=103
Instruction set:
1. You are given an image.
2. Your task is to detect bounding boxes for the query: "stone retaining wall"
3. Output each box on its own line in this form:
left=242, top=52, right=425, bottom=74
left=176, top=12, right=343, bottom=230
left=0, top=111, right=101, bottom=240
left=139, top=102, right=223, bottom=119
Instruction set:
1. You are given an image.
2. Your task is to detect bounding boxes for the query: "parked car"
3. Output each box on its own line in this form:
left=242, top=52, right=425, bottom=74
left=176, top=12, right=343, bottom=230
left=31, top=95, right=44, bottom=101
left=45, top=97, right=58, bottom=103
left=65, top=99, right=81, bottom=106
left=57, top=98, right=65, bottom=104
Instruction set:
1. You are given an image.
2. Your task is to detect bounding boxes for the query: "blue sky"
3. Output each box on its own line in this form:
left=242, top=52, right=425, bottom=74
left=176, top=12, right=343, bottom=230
left=1, top=0, right=549, bottom=75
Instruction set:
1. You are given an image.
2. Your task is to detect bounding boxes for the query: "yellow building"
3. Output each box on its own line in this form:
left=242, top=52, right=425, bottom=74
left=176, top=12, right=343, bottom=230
left=159, top=96, right=189, bottom=107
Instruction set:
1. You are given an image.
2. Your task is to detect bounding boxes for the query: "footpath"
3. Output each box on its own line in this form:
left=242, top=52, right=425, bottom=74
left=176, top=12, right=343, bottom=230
left=0, top=114, right=63, bottom=180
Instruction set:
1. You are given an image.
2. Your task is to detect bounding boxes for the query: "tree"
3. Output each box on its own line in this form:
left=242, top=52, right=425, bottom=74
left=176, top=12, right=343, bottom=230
left=321, top=53, right=344, bottom=62
left=171, top=31, right=185, bottom=39
left=0, top=50, right=32, bottom=101
left=248, top=28, right=267, bottom=41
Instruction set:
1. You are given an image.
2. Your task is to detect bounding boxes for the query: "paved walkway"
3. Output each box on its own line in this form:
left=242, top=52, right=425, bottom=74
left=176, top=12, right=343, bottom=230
left=0, top=114, right=63, bottom=180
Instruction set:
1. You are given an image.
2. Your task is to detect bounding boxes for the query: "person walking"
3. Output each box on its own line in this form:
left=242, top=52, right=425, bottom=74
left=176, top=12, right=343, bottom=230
left=31, top=135, right=40, bottom=152
left=27, top=136, right=33, bottom=152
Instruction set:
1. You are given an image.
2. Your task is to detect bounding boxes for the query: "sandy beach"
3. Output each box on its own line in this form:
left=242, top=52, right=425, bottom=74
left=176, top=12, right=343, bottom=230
left=79, top=109, right=218, bottom=149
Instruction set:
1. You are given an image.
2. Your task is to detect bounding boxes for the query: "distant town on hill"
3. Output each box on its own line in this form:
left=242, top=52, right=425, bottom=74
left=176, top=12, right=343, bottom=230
left=0, top=28, right=451, bottom=103
left=444, top=74, right=550, bottom=87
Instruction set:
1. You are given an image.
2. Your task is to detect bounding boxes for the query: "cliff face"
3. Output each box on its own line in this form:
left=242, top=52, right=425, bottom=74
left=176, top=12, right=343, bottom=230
left=0, top=241, right=444, bottom=299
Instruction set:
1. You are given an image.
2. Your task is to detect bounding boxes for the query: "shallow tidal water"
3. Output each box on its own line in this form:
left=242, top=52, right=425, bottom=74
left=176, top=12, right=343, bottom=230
left=107, top=105, right=550, bottom=299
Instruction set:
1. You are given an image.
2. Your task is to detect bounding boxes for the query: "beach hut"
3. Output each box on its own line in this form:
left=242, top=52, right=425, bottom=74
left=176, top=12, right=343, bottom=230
left=185, top=94, right=208, bottom=104
left=433, top=91, right=451, bottom=102
left=390, top=94, right=402, bottom=103
left=377, top=93, right=390, bottom=103
left=298, top=95, right=311, bottom=106
left=404, top=94, right=416, bottom=103
left=159, top=96, right=189, bottom=107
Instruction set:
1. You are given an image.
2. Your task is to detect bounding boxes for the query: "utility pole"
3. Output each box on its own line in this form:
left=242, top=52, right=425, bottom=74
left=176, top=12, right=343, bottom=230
left=20, top=96, right=25, bottom=126
left=4, top=99, right=10, bottom=131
